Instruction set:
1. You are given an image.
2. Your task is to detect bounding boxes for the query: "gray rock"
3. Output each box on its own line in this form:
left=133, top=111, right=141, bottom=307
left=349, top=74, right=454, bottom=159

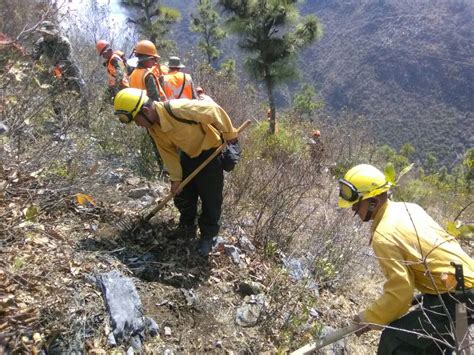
left=213, top=236, right=226, bottom=251
left=235, top=303, right=261, bottom=327
left=145, top=317, right=159, bottom=337
left=180, top=288, right=197, bottom=306
left=214, top=340, right=223, bottom=348
left=0, top=123, right=9, bottom=135
left=317, top=326, right=346, bottom=355
left=235, top=294, right=266, bottom=327
left=224, top=245, right=241, bottom=265
left=107, top=332, right=117, bottom=346
left=282, top=256, right=319, bottom=296
left=309, top=308, right=322, bottom=319
left=130, top=335, right=142, bottom=350
left=103, top=171, right=123, bottom=184
left=128, top=187, right=152, bottom=199
left=238, top=235, right=255, bottom=252
left=95, top=270, right=158, bottom=350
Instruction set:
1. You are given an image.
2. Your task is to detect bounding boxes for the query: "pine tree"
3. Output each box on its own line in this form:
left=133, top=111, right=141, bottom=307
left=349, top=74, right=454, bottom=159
left=293, top=84, right=324, bottom=120
left=190, top=0, right=226, bottom=66
left=121, top=0, right=180, bottom=53
left=219, top=0, right=322, bottom=134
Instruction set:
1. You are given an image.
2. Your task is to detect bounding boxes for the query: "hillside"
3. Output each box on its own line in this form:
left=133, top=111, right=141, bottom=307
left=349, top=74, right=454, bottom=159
left=164, top=0, right=473, bottom=167
left=1, top=1, right=473, bottom=354
left=300, top=0, right=473, bottom=167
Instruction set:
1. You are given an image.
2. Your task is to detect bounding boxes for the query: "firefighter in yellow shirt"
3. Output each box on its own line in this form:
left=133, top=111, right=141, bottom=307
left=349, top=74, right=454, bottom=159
left=113, top=88, right=238, bottom=256
left=338, top=164, right=473, bottom=354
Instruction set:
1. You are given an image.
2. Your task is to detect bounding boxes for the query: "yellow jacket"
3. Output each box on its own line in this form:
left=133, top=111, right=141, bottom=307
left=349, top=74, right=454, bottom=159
left=148, top=99, right=238, bottom=181
left=362, top=200, right=474, bottom=325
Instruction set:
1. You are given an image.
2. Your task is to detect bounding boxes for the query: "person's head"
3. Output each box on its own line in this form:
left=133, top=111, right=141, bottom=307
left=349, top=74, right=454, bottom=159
left=167, top=56, right=185, bottom=71
left=113, top=88, right=157, bottom=128
left=312, top=130, right=321, bottom=138
left=96, top=40, right=113, bottom=59
left=338, top=164, right=391, bottom=222
left=196, top=86, right=204, bottom=95
left=134, top=40, right=160, bottom=61
left=37, top=21, right=59, bottom=39
left=137, top=54, right=157, bottom=68
left=114, top=50, right=126, bottom=61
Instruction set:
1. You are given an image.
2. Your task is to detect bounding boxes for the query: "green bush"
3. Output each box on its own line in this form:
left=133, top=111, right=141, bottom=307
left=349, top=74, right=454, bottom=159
left=247, top=120, right=306, bottom=160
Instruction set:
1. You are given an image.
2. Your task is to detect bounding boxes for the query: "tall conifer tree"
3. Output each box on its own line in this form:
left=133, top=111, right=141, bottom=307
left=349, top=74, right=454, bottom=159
left=190, top=0, right=226, bottom=66
left=219, top=0, right=322, bottom=134
left=121, top=0, right=180, bottom=53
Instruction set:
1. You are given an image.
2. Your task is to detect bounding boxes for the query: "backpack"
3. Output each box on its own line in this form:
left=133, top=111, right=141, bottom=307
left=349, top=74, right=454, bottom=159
left=163, top=101, right=241, bottom=172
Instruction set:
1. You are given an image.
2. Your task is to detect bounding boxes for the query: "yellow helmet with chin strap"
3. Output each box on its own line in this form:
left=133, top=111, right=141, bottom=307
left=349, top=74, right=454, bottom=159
left=113, top=88, right=149, bottom=124
left=338, top=164, right=392, bottom=208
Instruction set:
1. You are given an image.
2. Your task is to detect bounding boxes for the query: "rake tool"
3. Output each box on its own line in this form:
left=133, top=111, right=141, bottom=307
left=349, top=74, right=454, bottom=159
left=290, top=323, right=363, bottom=355
left=116, top=120, right=252, bottom=232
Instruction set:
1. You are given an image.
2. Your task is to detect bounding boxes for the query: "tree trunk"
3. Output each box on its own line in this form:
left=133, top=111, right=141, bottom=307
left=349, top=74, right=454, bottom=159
left=264, top=72, right=276, bottom=135
left=144, top=1, right=157, bottom=44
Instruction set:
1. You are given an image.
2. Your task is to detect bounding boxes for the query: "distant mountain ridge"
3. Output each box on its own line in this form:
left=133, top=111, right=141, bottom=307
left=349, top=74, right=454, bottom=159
left=163, top=0, right=473, bottom=166
left=300, top=0, right=473, bottom=166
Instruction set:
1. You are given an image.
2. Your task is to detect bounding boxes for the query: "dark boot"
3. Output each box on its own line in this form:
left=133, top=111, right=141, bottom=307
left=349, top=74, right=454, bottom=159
left=197, top=236, right=215, bottom=257
left=166, top=224, right=197, bottom=240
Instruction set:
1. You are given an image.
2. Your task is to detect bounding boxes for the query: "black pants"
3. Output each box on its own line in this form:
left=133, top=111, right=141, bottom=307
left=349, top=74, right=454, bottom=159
left=173, top=148, right=223, bottom=238
left=378, top=290, right=473, bottom=354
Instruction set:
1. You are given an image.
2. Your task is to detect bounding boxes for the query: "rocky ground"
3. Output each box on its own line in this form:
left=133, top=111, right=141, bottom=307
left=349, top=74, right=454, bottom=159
left=0, top=134, right=382, bottom=354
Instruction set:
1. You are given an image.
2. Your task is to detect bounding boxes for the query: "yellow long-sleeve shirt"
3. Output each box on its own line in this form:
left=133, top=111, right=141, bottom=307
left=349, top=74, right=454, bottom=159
left=148, top=99, right=238, bottom=181
left=362, top=200, right=474, bottom=325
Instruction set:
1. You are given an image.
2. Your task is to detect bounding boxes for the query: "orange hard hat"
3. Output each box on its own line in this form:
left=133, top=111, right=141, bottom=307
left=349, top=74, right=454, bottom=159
left=96, top=40, right=110, bottom=55
left=134, top=40, right=160, bottom=58
left=312, top=130, right=321, bottom=137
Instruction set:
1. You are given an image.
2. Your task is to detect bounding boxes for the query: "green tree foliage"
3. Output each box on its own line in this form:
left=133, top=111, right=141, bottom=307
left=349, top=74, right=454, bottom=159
left=121, top=0, right=180, bottom=53
left=292, top=84, right=323, bottom=120
left=190, top=0, right=226, bottom=66
left=425, top=152, right=438, bottom=174
left=375, top=145, right=410, bottom=173
left=463, top=148, right=474, bottom=185
left=400, top=143, right=415, bottom=159
left=219, top=0, right=322, bottom=134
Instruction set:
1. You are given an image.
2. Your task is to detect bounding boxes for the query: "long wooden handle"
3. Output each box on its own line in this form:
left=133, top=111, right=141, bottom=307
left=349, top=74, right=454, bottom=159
left=143, top=120, right=251, bottom=221
left=290, top=323, right=362, bottom=355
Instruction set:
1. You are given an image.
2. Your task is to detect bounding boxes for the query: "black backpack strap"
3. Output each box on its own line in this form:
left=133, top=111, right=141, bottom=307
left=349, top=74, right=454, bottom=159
left=163, top=101, right=198, bottom=125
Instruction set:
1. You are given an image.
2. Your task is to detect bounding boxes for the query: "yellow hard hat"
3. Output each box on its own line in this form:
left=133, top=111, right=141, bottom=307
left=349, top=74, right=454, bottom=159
left=338, top=164, right=391, bottom=208
left=113, top=88, right=149, bottom=124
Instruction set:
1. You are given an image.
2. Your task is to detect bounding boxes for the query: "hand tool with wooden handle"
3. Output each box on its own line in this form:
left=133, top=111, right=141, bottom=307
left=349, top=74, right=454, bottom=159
left=290, top=323, right=363, bottom=355
left=116, top=119, right=251, bottom=231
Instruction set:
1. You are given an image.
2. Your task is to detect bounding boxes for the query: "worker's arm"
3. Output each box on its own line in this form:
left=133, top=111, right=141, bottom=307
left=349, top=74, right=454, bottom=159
left=31, top=38, right=44, bottom=60
left=172, top=100, right=238, bottom=141
left=110, top=57, right=125, bottom=89
left=148, top=128, right=182, bottom=181
left=144, top=73, right=161, bottom=102
left=55, top=37, right=72, bottom=61
left=361, top=236, right=415, bottom=325
left=188, top=75, right=198, bottom=99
